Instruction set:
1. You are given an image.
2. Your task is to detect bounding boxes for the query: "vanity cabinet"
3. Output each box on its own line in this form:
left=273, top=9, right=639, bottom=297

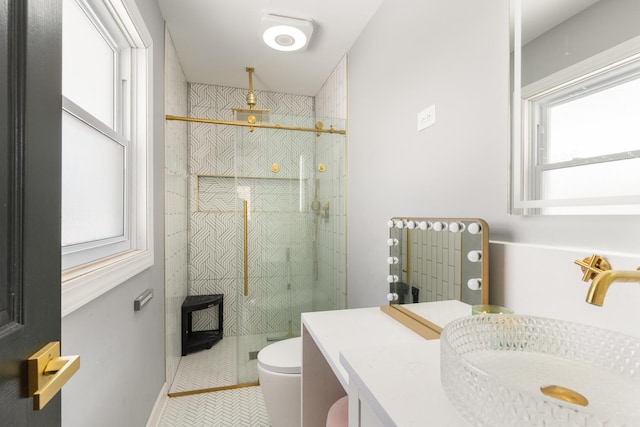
left=301, top=301, right=470, bottom=427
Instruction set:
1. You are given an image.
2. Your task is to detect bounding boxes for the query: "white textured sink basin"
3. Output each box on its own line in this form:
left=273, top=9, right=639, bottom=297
left=441, top=315, right=640, bottom=426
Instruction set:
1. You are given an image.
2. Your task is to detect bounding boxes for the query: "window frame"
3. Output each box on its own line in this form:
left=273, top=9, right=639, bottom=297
left=61, top=0, right=153, bottom=316
left=527, top=58, right=640, bottom=206
left=512, top=29, right=640, bottom=214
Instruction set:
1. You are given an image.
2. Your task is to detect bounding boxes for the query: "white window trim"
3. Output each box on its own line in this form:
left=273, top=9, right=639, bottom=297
left=512, top=30, right=640, bottom=213
left=61, top=0, right=153, bottom=317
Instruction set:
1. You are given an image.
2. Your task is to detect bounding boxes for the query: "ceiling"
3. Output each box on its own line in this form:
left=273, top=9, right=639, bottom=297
left=156, top=0, right=385, bottom=96
left=157, top=0, right=601, bottom=96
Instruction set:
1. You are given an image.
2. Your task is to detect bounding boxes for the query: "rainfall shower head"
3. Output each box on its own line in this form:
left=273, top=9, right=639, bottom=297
left=232, top=67, right=270, bottom=123
left=233, top=108, right=270, bottom=123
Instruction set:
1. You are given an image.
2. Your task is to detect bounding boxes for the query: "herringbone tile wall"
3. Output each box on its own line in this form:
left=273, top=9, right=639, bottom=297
left=187, top=82, right=317, bottom=342
left=164, top=29, right=189, bottom=388
left=314, top=55, right=348, bottom=311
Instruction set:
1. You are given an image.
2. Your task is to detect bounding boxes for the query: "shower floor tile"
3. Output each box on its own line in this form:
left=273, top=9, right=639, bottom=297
left=159, top=386, right=270, bottom=427
left=170, top=332, right=294, bottom=393
left=170, top=336, right=238, bottom=393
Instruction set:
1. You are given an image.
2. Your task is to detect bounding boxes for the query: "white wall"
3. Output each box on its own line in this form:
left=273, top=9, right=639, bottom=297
left=348, top=0, right=510, bottom=308
left=347, top=0, right=640, bottom=337
left=61, top=0, right=166, bottom=425
left=523, top=0, right=640, bottom=86
left=491, top=243, right=640, bottom=339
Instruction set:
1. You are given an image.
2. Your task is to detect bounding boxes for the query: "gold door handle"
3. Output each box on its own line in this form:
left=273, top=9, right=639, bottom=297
left=243, top=199, right=249, bottom=296
left=28, top=341, right=80, bottom=410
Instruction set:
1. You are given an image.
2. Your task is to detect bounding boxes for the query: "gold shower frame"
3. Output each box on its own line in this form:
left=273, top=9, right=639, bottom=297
left=164, top=68, right=348, bottom=396
left=166, top=115, right=346, bottom=135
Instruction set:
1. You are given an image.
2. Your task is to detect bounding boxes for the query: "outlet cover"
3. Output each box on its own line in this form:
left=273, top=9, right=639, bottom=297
left=417, top=105, right=436, bottom=131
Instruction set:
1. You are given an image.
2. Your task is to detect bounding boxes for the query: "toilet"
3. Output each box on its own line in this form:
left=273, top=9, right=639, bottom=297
left=257, top=337, right=302, bottom=427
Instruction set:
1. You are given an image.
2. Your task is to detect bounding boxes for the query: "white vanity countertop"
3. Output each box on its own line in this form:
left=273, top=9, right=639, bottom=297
left=403, top=299, right=472, bottom=328
left=302, top=301, right=472, bottom=426
left=340, top=341, right=469, bottom=426
left=302, top=306, right=420, bottom=389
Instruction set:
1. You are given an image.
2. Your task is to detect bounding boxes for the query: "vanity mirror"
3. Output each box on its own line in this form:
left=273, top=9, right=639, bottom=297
left=511, top=0, right=640, bottom=215
left=386, top=217, right=489, bottom=307
left=381, top=217, right=489, bottom=339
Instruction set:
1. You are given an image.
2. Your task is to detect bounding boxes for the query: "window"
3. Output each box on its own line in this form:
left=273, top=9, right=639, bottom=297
left=61, top=0, right=153, bottom=315
left=514, top=34, right=640, bottom=215
left=523, top=56, right=640, bottom=214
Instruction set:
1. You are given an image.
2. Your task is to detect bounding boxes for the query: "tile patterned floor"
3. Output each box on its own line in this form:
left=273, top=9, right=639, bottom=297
left=160, top=332, right=296, bottom=426
left=159, top=386, right=270, bottom=426
left=170, top=333, right=294, bottom=393
left=169, top=336, right=239, bottom=393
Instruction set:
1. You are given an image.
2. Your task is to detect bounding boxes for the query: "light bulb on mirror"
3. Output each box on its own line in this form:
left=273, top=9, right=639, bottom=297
left=387, top=219, right=395, bottom=228
left=395, top=220, right=405, bottom=229
left=387, top=275, right=399, bottom=283
left=467, top=278, right=482, bottom=291
left=387, top=256, right=399, bottom=265
left=387, top=238, right=399, bottom=246
left=387, top=293, right=399, bottom=302
left=467, top=222, right=482, bottom=234
left=449, top=222, right=465, bottom=233
left=418, top=221, right=431, bottom=230
left=433, top=221, right=448, bottom=231
left=406, top=220, right=416, bottom=229
left=467, top=250, right=482, bottom=262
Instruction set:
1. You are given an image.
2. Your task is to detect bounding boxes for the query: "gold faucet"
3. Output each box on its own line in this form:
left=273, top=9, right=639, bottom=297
left=576, top=254, right=640, bottom=306
left=586, top=268, right=640, bottom=306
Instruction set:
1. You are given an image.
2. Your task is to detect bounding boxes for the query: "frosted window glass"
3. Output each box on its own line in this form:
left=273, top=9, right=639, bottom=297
left=541, top=158, right=640, bottom=200
left=547, top=79, right=640, bottom=163
left=62, top=0, right=115, bottom=128
left=62, top=111, right=125, bottom=246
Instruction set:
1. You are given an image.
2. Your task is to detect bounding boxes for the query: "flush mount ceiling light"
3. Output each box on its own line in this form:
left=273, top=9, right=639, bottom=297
left=261, top=14, right=313, bottom=52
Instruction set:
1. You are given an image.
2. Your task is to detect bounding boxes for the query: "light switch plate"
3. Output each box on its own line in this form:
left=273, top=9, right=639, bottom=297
left=417, top=105, right=436, bottom=131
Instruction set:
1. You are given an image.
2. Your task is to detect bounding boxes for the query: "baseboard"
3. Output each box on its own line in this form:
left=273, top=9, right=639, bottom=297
left=145, top=382, right=169, bottom=427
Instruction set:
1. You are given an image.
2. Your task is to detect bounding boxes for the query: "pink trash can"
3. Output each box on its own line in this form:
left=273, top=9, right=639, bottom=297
left=326, top=396, right=348, bottom=427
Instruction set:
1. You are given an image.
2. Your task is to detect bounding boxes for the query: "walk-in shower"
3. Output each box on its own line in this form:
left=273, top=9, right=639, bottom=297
left=165, top=68, right=346, bottom=394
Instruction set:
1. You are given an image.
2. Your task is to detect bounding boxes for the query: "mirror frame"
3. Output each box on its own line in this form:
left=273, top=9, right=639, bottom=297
left=510, top=0, right=640, bottom=215
left=382, top=217, right=489, bottom=340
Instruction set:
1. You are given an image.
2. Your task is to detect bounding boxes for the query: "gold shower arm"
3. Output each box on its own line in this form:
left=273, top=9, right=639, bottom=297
left=166, top=115, right=346, bottom=135
left=245, top=67, right=257, bottom=108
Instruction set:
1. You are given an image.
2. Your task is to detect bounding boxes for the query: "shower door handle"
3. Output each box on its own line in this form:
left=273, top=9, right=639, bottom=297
left=243, top=199, right=249, bottom=296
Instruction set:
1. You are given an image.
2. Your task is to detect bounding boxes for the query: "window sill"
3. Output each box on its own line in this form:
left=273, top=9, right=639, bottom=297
left=62, top=249, right=154, bottom=317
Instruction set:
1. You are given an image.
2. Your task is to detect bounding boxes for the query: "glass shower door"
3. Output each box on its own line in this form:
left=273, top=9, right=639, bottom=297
left=234, top=121, right=315, bottom=384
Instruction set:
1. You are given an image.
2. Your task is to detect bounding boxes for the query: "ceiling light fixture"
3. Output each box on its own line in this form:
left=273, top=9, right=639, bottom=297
left=261, top=14, right=313, bottom=52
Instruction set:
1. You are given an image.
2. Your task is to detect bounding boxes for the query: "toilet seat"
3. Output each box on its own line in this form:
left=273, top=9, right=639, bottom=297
left=257, top=337, right=301, bottom=374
